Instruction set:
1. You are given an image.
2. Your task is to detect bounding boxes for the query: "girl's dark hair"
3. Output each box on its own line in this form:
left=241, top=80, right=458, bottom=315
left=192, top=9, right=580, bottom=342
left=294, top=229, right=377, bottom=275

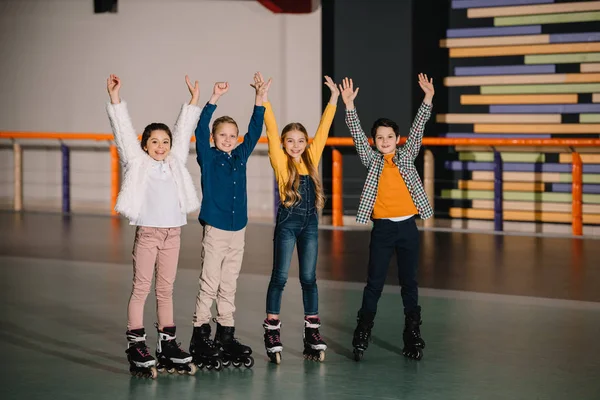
left=141, top=123, right=172, bottom=151
left=370, top=118, right=400, bottom=139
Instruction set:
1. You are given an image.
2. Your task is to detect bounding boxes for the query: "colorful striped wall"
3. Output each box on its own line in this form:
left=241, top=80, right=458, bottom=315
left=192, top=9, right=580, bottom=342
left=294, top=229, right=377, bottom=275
left=440, top=0, right=600, bottom=227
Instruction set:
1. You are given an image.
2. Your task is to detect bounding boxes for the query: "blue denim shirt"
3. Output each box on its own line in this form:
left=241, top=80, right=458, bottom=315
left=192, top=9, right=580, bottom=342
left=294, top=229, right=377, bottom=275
left=195, top=103, right=265, bottom=231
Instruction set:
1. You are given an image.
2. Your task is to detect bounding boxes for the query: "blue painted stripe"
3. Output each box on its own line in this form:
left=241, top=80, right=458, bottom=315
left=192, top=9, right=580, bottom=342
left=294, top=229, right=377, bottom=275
left=490, top=104, right=600, bottom=113
left=451, top=0, right=553, bottom=9
left=443, top=133, right=551, bottom=139
left=445, top=161, right=600, bottom=173
left=552, top=183, right=600, bottom=194
left=446, top=25, right=541, bottom=38
left=550, top=32, right=600, bottom=44
left=455, top=65, right=555, bottom=76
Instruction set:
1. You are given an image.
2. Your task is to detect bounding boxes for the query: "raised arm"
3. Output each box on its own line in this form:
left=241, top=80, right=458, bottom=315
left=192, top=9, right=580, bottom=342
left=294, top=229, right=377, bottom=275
left=340, top=77, right=375, bottom=168
left=105, top=74, right=145, bottom=163
left=194, top=82, right=228, bottom=162
left=236, top=72, right=267, bottom=160
left=403, top=73, right=434, bottom=161
left=171, top=75, right=201, bottom=162
left=256, top=74, right=287, bottom=171
left=307, top=76, right=339, bottom=164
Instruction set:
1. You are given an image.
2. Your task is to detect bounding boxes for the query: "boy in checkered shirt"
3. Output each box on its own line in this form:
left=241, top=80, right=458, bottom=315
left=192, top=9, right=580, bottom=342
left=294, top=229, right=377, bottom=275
left=339, top=74, right=434, bottom=361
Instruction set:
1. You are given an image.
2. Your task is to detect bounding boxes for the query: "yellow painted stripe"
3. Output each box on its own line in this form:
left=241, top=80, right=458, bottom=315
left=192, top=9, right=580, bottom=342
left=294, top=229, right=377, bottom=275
left=580, top=114, right=600, bottom=123
left=559, top=153, right=600, bottom=163
left=449, top=208, right=600, bottom=224
left=460, top=94, right=578, bottom=105
left=458, top=180, right=545, bottom=191
left=440, top=35, right=548, bottom=48
left=446, top=73, right=600, bottom=86
left=581, top=63, right=600, bottom=73
left=474, top=123, right=600, bottom=134
left=450, top=43, right=600, bottom=58
left=471, top=200, right=600, bottom=214
left=594, top=93, right=600, bottom=103
left=437, top=114, right=560, bottom=124
left=472, top=171, right=561, bottom=182
left=468, top=1, right=600, bottom=18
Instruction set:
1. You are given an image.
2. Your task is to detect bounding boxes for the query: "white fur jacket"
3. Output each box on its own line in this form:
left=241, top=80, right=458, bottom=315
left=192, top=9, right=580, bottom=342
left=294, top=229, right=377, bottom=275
left=106, top=100, right=201, bottom=222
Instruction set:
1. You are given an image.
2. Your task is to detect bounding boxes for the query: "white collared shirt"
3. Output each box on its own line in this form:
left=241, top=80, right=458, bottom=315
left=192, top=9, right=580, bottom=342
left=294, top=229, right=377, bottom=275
left=131, top=159, right=187, bottom=228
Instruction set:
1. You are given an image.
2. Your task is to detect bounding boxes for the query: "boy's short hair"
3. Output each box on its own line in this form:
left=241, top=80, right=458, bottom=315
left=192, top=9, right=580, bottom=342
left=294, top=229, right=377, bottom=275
left=212, top=116, right=239, bottom=135
left=371, top=118, right=400, bottom=139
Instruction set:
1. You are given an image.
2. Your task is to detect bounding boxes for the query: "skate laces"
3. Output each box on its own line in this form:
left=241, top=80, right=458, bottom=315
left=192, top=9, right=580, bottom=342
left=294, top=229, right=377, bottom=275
left=266, top=330, right=280, bottom=345
left=136, top=343, right=152, bottom=358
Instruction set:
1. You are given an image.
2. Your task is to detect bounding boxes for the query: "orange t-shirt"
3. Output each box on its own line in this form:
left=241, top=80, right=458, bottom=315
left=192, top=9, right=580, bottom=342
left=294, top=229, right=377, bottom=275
left=372, top=153, right=418, bottom=219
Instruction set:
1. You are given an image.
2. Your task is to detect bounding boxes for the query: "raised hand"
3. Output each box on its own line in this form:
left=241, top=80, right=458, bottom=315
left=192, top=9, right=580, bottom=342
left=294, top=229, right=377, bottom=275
left=338, top=77, right=359, bottom=110
left=324, top=75, right=339, bottom=104
left=250, top=71, right=272, bottom=102
left=185, top=75, right=199, bottom=105
left=214, top=82, right=230, bottom=97
left=106, top=74, right=121, bottom=104
left=418, top=73, right=434, bottom=104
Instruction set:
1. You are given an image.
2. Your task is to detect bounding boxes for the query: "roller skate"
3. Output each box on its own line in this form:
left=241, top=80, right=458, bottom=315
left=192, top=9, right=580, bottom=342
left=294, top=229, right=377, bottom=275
left=126, top=328, right=158, bottom=379
left=263, top=318, right=283, bottom=364
left=302, top=316, right=326, bottom=362
left=352, top=311, right=375, bottom=362
left=189, top=323, right=222, bottom=371
left=402, top=307, right=425, bottom=360
left=155, top=325, right=197, bottom=375
left=214, top=323, right=254, bottom=369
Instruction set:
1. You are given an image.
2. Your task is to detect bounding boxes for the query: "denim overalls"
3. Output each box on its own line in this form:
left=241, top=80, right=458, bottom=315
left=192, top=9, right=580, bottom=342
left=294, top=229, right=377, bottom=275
left=266, top=176, right=319, bottom=315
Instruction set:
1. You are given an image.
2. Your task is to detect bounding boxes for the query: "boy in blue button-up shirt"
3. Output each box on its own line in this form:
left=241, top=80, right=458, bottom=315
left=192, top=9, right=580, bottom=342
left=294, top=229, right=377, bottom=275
left=189, top=74, right=267, bottom=368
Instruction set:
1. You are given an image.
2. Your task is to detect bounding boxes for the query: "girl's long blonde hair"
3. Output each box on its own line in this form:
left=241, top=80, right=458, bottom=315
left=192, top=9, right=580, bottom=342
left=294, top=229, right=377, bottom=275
left=281, top=123, right=326, bottom=209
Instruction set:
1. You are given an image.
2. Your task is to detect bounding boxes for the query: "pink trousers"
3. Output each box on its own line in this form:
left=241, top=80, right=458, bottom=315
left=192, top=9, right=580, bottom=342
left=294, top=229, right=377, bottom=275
left=127, top=226, right=181, bottom=330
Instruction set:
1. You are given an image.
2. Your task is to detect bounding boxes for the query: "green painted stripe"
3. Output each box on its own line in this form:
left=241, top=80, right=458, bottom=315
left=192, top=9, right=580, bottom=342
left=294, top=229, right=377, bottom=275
left=584, top=194, right=600, bottom=204
left=481, top=83, right=600, bottom=94
left=459, top=152, right=544, bottom=162
left=580, top=114, right=600, bottom=123
left=495, top=11, right=600, bottom=27
left=525, top=53, right=600, bottom=65
left=442, top=189, right=600, bottom=204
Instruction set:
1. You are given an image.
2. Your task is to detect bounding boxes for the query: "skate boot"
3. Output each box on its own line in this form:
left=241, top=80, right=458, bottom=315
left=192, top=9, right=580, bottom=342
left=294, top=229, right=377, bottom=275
left=155, top=325, right=197, bottom=375
left=126, top=328, right=158, bottom=379
left=214, top=322, right=254, bottom=369
left=402, top=307, right=425, bottom=360
left=303, top=316, right=327, bottom=362
left=263, top=318, right=283, bottom=364
left=189, top=324, right=222, bottom=371
left=352, top=310, right=375, bottom=362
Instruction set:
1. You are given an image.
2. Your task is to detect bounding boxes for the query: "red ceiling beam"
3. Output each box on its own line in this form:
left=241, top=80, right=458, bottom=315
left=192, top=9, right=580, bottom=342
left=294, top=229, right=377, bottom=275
left=257, top=0, right=317, bottom=13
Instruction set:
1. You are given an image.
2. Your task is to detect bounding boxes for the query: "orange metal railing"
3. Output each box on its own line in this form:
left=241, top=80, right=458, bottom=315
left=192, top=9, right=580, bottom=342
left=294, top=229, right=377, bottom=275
left=2, top=131, right=599, bottom=235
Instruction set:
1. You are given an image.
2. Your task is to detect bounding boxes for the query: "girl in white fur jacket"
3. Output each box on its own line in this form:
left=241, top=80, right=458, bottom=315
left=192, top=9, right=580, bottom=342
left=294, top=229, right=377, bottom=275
left=106, top=74, right=200, bottom=378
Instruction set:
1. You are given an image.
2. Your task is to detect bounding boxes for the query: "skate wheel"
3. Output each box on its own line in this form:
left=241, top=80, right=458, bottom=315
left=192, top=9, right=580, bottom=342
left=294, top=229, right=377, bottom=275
left=222, top=359, right=231, bottom=368
left=150, top=367, right=158, bottom=379
left=187, top=363, right=197, bottom=376
left=268, top=352, right=281, bottom=365
left=232, top=360, right=242, bottom=368
left=318, top=351, right=325, bottom=362
left=213, top=359, right=223, bottom=371
left=353, top=349, right=363, bottom=362
left=195, top=361, right=204, bottom=369
left=243, top=356, right=254, bottom=369
left=167, top=367, right=176, bottom=374
left=403, top=347, right=423, bottom=361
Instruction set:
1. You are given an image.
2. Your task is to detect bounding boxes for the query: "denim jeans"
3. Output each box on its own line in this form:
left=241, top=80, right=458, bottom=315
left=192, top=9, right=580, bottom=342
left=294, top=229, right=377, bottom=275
left=266, top=176, right=319, bottom=315
left=360, top=217, right=420, bottom=316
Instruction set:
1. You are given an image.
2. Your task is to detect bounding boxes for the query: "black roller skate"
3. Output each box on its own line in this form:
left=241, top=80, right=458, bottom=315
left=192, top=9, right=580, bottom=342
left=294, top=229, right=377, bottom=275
left=402, top=308, right=425, bottom=360
left=214, top=323, right=254, bottom=369
left=155, top=325, right=197, bottom=375
left=303, top=316, right=326, bottom=362
left=189, top=324, right=222, bottom=371
left=352, top=311, right=375, bottom=362
left=126, top=328, right=158, bottom=379
left=263, top=318, right=283, bottom=364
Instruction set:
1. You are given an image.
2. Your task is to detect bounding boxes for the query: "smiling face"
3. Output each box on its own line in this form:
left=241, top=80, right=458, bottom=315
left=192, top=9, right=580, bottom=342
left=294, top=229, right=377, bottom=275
left=374, top=126, right=400, bottom=154
left=143, top=129, right=171, bottom=161
left=283, top=130, right=308, bottom=161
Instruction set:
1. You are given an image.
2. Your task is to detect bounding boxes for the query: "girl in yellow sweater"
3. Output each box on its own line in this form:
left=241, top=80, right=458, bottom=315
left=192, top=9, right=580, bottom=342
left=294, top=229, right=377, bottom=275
left=254, top=72, right=339, bottom=364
